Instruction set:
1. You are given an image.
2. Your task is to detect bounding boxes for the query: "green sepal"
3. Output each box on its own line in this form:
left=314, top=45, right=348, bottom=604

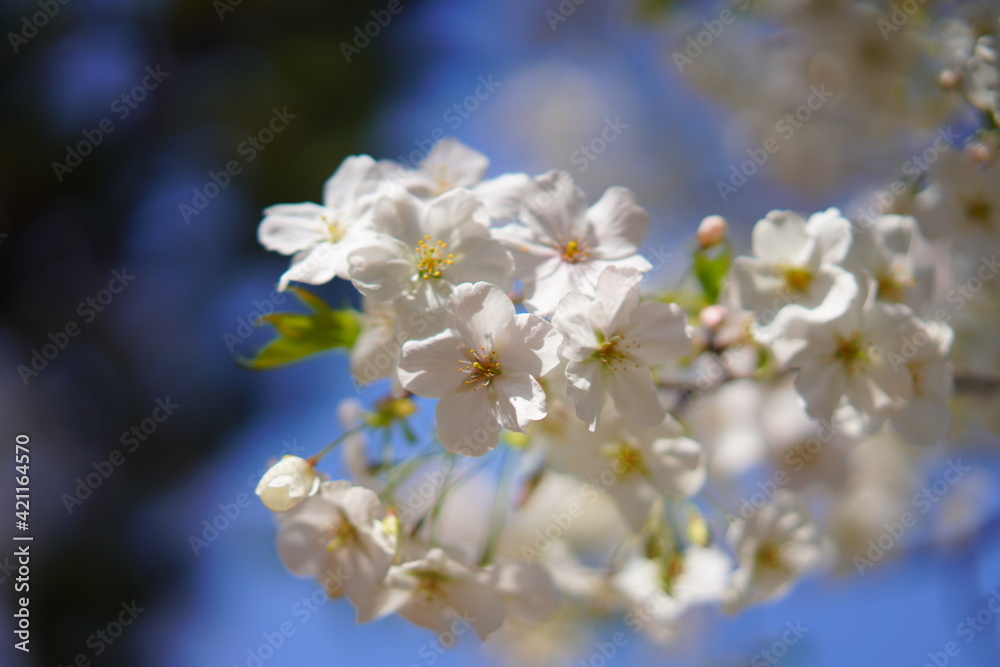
left=692, top=243, right=731, bottom=304
left=237, top=286, right=361, bottom=370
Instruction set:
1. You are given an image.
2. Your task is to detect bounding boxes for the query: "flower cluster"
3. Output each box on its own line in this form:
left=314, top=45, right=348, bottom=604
left=260, top=139, right=691, bottom=457
left=246, top=3, right=1000, bottom=647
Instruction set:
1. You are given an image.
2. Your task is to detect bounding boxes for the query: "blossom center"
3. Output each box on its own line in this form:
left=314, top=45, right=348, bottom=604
left=324, top=519, right=356, bottom=552
left=875, top=266, right=912, bottom=303
left=908, top=361, right=927, bottom=396
left=965, top=198, right=992, bottom=225
left=603, top=443, right=647, bottom=477
left=459, top=347, right=502, bottom=391
left=561, top=239, right=589, bottom=264
left=321, top=213, right=345, bottom=243
left=592, top=334, right=640, bottom=371
left=415, top=235, right=454, bottom=280
left=833, top=331, right=870, bottom=371
left=781, top=266, right=813, bottom=294
left=431, top=166, right=453, bottom=196
left=415, top=570, right=449, bottom=602
left=754, top=542, right=789, bottom=573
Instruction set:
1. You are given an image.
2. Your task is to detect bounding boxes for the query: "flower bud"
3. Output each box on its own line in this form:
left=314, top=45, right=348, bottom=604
left=255, top=456, right=320, bottom=512
left=939, top=69, right=963, bottom=90
left=965, top=141, right=995, bottom=165
left=699, top=304, right=727, bottom=329
left=697, top=215, right=728, bottom=249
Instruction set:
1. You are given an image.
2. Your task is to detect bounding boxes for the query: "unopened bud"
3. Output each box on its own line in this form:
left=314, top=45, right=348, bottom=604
left=699, top=304, right=727, bottom=329
left=255, top=456, right=320, bottom=512
left=697, top=215, right=728, bottom=249
left=965, top=141, right=995, bottom=165
left=939, top=69, right=963, bottom=90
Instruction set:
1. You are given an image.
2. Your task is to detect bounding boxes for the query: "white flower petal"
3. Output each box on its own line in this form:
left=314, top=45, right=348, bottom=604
left=552, top=292, right=601, bottom=359
left=626, top=302, right=692, bottom=366
left=420, top=137, right=490, bottom=189
left=565, top=360, right=606, bottom=430
left=398, top=331, right=468, bottom=398
left=472, top=172, right=535, bottom=220
left=500, top=313, right=561, bottom=377
left=423, top=189, right=490, bottom=244
left=322, top=154, right=383, bottom=211
left=805, top=207, right=851, bottom=265
left=520, top=171, right=588, bottom=243
left=606, top=365, right=666, bottom=427
left=450, top=282, right=517, bottom=349
left=493, top=373, right=547, bottom=432
left=586, top=187, right=649, bottom=259
left=443, top=236, right=514, bottom=292
left=435, top=389, right=501, bottom=456
left=348, top=236, right=416, bottom=301
left=258, top=203, right=329, bottom=255
left=752, top=210, right=813, bottom=265
left=647, top=437, right=706, bottom=498
left=589, top=265, right=642, bottom=336
left=278, top=245, right=341, bottom=289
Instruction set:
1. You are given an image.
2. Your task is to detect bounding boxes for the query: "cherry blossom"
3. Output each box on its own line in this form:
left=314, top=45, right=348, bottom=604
left=397, top=282, right=561, bottom=456
left=492, top=170, right=653, bottom=317
left=348, top=188, right=514, bottom=312
left=258, top=154, right=384, bottom=289
left=552, top=265, right=692, bottom=429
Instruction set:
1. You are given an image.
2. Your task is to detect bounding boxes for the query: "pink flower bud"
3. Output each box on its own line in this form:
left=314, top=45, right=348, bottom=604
left=697, top=215, right=728, bottom=249
left=700, top=304, right=727, bottom=329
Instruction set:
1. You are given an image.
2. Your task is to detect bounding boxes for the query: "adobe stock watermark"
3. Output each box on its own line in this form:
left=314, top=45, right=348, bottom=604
left=731, top=417, right=840, bottom=524
left=392, top=75, right=503, bottom=170
left=682, top=343, right=748, bottom=400
left=7, top=0, right=71, bottom=54
left=883, top=254, right=1000, bottom=373
left=223, top=288, right=289, bottom=354
left=853, top=126, right=959, bottom=232
left=877, top=0, right=929, bottom=40
left=213, top=0, right=245, bottom=21
left=570, top=116, right=629, bottom=173
left=51, top=65, right=170, bottom=182
left=853, top=459, right=972, bottom=574
left=396, top=457, right=458, bottom=522
left=340, top=0, right=414, bottom=63
left=545, top=0, right=588, bottom=31
left=921, top=588, right=1000, bottom=667
left=189, top=438, right=305, bottom=556
left=672, top=0, right=753, bottom=73
left=56, top=600, right=145, bottom=667
left=717, top=84, right=837, bottom=201
left=61, top=398, right=179, bottom=514
left=405, top=614, right=478, bottom=666
left=581, top=589, right=687, bottom=666
left=520, top=457, right=636, bottom=564
left=750, top=621, right=810, bottom=666
left=17, top=268, right=135, bottom=386
left=232, top=564, right=350, bottom=667
left=179, top=106, right=297, bottom=224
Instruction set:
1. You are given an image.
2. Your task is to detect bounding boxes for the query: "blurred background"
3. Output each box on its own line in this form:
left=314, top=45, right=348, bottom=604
left=1, top=0, right=999, bottom=665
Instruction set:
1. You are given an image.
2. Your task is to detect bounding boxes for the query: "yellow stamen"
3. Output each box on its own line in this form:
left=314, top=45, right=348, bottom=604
left=415, top=235, right=454, bottom=280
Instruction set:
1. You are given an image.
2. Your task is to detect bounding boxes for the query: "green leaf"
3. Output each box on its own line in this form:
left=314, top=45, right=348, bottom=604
left=692, top=244, right=731, bottom=304
left=237, top=286, right=361, bottom=370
